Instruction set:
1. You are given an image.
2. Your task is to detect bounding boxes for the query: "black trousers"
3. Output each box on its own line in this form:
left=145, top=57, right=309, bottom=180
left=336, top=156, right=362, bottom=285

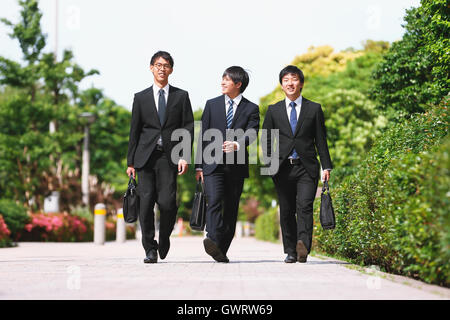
left=137, top=150, right=178, bottom=256
left=273, top=162, right=318, bottom=255
left=203, top=165, right=244, bottom=255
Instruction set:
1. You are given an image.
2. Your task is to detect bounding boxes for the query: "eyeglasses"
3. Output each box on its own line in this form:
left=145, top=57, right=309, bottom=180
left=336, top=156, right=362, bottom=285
left=154, top=63, right=172, bottom=70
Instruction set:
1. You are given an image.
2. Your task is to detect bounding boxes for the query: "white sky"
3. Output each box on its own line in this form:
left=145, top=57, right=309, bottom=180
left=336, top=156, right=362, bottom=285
left=0, top=0, right=420, bottom=111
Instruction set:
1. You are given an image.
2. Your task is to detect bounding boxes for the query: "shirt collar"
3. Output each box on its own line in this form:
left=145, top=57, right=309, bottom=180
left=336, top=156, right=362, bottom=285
left=225, top=93, right=242, bottom=106
left=285, top=95, right=302, bottom=108
left=153, top=83, right=170, bottom=95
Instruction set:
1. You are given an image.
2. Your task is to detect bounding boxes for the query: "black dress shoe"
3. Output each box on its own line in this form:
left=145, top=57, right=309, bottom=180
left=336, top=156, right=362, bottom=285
left=284, top=254, right=297, bottom=263
left=296, top=240, right=308, bottom=263
left=144, top=249, right=158, bottom=264
left=159, top=238, right=170, bottom=260
left=203, top=238, right=229, bottom=263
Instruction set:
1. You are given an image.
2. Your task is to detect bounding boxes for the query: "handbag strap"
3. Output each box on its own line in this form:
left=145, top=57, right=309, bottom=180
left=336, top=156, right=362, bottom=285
left=322, top=180, right=330, bottom=193
left=196, top=180, right=205, bottom=192
left=128, top=176, right=137, bottom=188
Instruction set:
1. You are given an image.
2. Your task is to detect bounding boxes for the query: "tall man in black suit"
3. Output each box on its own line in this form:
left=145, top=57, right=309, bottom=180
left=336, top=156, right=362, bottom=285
left=263, top=65, right=332, bottom=263
left=196, top=66, right=260, bottom=263
left=127, top=51, right=194, bottom=263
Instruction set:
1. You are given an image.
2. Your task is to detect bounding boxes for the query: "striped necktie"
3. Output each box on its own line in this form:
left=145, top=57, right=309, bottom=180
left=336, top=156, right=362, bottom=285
left=226, top=99, right=234, bottom=129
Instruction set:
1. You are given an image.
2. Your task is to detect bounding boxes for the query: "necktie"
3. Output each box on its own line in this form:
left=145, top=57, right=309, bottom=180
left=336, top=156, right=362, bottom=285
left=226, top=99, right=234, bottom=129
left=158, top=89, right=166, bottom=125
left=289, top=101, right=299, bottom=159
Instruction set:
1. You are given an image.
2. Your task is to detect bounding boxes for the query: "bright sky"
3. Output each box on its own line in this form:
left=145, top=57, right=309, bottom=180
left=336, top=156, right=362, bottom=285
left=0, top=0, right=420, bottom=111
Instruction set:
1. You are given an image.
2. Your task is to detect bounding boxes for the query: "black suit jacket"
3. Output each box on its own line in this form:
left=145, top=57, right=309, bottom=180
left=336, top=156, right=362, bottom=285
left=127, top=85, right=194, bottom=169
left=196, top=95, right=260, bottom=178
left=262, top=97, right=332, bottom=178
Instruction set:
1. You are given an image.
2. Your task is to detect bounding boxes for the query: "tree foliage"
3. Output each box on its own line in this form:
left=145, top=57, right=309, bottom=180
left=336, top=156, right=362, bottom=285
left=244, top=42, right=390, bottom=211
left=371, top=0, right=450, bottom=117
left=0, top=0, right=130, bottom=213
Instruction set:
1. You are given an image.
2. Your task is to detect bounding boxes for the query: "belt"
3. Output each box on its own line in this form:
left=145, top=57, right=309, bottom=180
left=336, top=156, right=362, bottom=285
left=288, top=158, right=301, bottom=165
left=155, top=144, right=164, bottom=152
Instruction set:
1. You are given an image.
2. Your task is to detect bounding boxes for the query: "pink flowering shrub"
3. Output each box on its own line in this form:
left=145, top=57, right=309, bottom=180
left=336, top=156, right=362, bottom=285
left=18, top=212, right=93, bottom=242
left=0, top=214, right=12, bottom=247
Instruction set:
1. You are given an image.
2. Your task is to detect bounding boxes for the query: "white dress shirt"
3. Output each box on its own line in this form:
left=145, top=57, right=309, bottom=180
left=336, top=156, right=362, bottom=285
left=225, top=94, right=242, bottom=151
left=285, top=95, right=302, bottom=121
left=153, top=83, right=169, bottom=146
left=225, top=93, right=242, bottom=118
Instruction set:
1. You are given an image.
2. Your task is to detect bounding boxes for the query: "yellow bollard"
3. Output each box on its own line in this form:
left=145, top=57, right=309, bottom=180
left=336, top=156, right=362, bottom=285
left=94, top=203, right=106, bottom=245
left=116, top=208, right=126, bottom=243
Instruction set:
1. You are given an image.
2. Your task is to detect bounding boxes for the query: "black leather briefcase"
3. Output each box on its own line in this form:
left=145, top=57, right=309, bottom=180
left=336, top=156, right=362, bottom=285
left=190, top=180, right=207, bottom=231
left=123, top=176, right=139, bottom=223
left=320, top=180, right=336, bottom=230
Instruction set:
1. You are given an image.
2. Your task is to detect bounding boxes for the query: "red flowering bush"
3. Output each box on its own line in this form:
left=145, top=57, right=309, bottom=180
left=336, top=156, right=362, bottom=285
left=105, top=220, right=116, bottom=241
left=18, top=212, right=93, bottom=242
left=0, top=214, right=12, bottom=247
left=15, top=212, right=136, bottom=242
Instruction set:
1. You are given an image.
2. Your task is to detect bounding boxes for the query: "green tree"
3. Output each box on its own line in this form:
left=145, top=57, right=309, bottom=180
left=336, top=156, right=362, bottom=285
left=245, top=43, right=389, bottom=211
left=77, top=88, right=131, bottom=198
left=0, top=0, right=129, bottom=213
left=371, top=0, right=449, bottom=117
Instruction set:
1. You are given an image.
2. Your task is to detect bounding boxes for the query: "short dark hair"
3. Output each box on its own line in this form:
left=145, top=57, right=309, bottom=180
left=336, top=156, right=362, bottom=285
left=150, top=51, right=174, bottom=68
left=222, top=66, right=250, bottom=93
left=279, top=65, right=304, bottom=84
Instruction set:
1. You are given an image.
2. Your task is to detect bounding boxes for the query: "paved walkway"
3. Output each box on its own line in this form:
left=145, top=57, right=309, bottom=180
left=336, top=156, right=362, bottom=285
left=0, top=236, right=448, bottom=300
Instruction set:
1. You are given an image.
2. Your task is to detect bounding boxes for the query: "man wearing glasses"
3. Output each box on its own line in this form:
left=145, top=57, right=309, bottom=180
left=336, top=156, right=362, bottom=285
left=127, top=51, right=194, bottom=263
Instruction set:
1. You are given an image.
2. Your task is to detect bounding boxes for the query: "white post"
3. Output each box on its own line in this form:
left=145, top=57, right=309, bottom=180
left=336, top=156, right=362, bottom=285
left=94, top=203, right=106, bottom=245
left=244, top=222, right=251, bottom=237
left=81, top=125, right=90, bottom=206
left=116, top=208, right=126, bottom=243
left=235, top=221, right=243, bottom=238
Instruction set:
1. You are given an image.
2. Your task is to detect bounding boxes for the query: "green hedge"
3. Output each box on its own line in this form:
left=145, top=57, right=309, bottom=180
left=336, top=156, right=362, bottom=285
left=313, top=102, right=449, bottom=286
left=0, top=199, right=29, bottom=240
left=255, top=207, right=279, bottom=243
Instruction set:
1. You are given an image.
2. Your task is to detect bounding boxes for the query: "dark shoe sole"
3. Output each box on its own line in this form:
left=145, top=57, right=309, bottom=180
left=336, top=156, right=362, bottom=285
left=143, top=258, right=157, bottom=264
left=203, top=238, right=229, bottom=263
left=296, top=241, right=308, bottom=263
left=144, top=250, right=158, bottom=264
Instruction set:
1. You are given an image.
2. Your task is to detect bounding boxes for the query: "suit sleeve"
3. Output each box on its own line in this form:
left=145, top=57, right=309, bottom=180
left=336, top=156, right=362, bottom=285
left=314, top=105, right=333, bottom=170
left=180, top=92, right=194, bottom=160
left=127, top=94, right=142, bottom=167
left=236, top=104, right=260, bottom=149
left=261, top=106, right=274, bottom=164
left=195, top=101, right=211, bottom=170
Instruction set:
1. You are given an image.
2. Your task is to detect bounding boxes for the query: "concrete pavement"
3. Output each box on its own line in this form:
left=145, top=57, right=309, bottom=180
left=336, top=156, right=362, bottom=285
left=0, top=236, right=448, bottom=300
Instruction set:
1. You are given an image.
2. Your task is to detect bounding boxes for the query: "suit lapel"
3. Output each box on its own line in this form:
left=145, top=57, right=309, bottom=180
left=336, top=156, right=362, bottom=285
left=145, top=86, right=161, bottom=128
left=161, top=85, right=176, bottom=127
left=294, top=97, right=308, bottom=136
left=276, top=101, right=293, bottom=137
left=218, top=95, right=227, bottom=132
left=230, top=98, right=245, bottom=129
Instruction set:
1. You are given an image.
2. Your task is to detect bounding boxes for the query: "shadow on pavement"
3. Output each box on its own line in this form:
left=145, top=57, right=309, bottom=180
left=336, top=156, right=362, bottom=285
left=159, top=259, right=351, bottom=265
